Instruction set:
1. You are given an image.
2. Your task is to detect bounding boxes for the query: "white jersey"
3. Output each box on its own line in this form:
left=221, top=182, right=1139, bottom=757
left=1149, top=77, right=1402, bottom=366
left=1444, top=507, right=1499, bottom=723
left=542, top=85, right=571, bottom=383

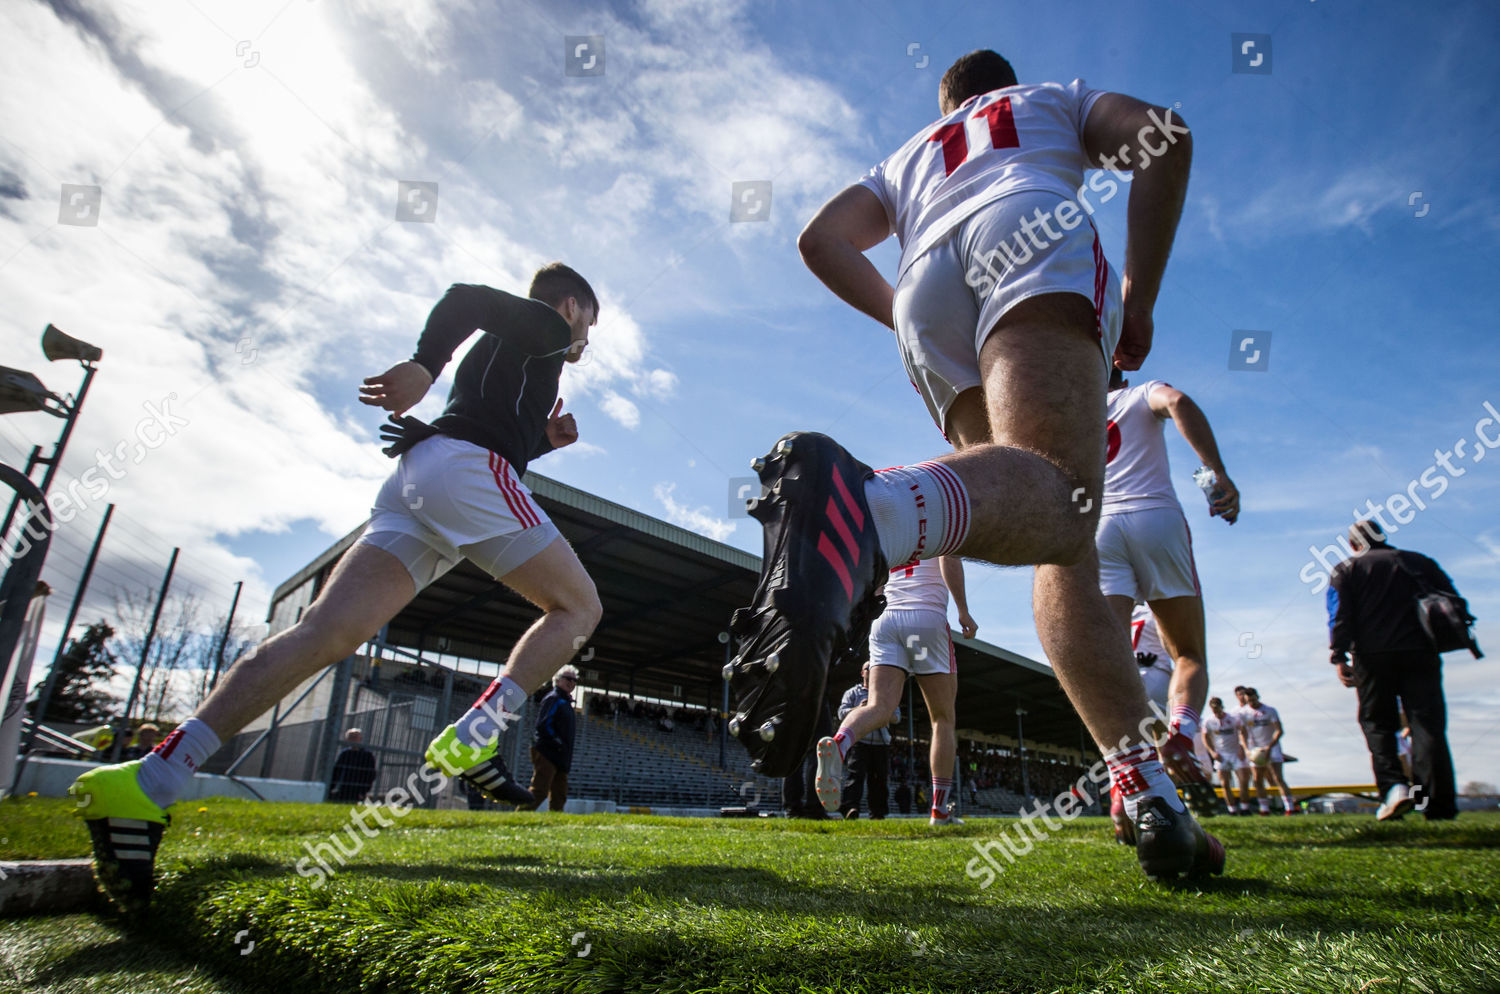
left=859, top=79, right=1105, bottom=284
left=1103, top=380, right=1180, bottom=516
left=884, top=559, right=949, bottom=614
left=1129, top=603, right=1168, bottom=663
left=1242, top=704, right=1281, bottom=749
left=1203, top=712, right=1244, bottom=757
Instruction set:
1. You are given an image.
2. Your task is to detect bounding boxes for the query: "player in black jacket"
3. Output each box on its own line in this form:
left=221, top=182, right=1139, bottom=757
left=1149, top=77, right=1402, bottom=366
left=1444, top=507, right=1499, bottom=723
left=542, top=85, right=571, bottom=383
left=71, top=263, right=602, bottom=911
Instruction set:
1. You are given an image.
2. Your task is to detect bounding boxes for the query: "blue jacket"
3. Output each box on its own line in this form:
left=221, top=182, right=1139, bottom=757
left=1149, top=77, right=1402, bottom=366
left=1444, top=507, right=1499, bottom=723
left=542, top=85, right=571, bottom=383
left=532, top=687, right=577, bottom=773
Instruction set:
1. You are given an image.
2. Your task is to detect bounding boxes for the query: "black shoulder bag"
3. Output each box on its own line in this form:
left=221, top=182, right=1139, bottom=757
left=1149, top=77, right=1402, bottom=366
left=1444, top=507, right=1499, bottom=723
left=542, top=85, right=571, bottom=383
left=1394, top=553, right=1483, bottom=659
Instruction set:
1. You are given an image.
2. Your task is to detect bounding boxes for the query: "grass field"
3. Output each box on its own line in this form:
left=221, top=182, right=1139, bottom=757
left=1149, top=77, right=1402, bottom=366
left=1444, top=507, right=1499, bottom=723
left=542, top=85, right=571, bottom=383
left=2, top=796, right=1498, bottom=994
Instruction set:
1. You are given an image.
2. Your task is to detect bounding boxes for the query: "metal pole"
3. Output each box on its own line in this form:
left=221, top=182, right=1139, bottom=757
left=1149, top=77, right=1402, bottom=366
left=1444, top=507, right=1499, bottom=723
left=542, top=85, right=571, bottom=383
left=1016, top=707, right=1030, bottom=798
left=208, top=580, right=243, bottom=691
left=32, top=363, right=96, bottom=499
left=0, top=447, right=43, bottom=561
left=113, top=547, right=178, bottom=761
left=21, top=504, right=112, bottom=754
left=718, top=631, right=731, bottom=769
left=0, top=362, right=96, bottom=557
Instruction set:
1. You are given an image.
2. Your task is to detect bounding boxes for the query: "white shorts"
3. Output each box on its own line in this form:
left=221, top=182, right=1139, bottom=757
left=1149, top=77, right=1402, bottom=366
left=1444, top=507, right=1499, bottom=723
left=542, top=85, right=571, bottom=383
left=361, top=434, right=560, bottom=590
left=1214, top=754, right=1246, bottom=774
left=1138, top=660, right=1172, bottom=714
left=868, top=608, right=956, bottom=677
left=1097, top=506, right=1201, bottom=601
left=891, top=190, right=1123, bottom=431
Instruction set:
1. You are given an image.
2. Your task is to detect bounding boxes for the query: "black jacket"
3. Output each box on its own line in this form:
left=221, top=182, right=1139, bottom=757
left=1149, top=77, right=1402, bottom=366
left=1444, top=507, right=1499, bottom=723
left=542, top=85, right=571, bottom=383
left=328, top=746, right=378, bottom=802
left=1327, top=545, right=1461, bottom=658
left=410, top=284, right=572, bottom=476
left=532, top=687, right=577, bottom=773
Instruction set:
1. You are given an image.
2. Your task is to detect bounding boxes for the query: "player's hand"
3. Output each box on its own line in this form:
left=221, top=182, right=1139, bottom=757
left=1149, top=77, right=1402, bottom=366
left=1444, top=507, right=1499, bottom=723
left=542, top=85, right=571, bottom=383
left=1211, top=474, right=1241, bottom=524
left=1336, top=662, right=1357, bottom=688
left=1113, top=306, right=1154, bottom=372
left=957, top=611, right=978, bottom=640
left=545, top=398, right=578, bottom=449
left=359, top=361, right=433, bottom=416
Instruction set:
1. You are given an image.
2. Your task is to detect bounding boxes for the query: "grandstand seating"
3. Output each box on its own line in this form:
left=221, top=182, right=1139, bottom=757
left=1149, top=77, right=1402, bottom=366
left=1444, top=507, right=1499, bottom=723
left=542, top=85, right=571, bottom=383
left=510, top=707, right=782, bottom=810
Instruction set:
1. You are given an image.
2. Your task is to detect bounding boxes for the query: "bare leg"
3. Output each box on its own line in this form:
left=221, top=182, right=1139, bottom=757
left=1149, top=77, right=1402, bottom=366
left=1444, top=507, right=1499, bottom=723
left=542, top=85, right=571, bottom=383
left=835, top=666, right=905, bottom=743
left=199, top=542, right=416, bottom=737
left=1148, top=595, right=1209, bottom=720
left=916, top=671, right=958, bottom=794
left=1217, top=768, right=1235, bottom=808
left=1235, top=766, right=1252, bottom=809
left=488, top=536, right=603, bottom=694
left=940, top=293, right=1152, bottom=754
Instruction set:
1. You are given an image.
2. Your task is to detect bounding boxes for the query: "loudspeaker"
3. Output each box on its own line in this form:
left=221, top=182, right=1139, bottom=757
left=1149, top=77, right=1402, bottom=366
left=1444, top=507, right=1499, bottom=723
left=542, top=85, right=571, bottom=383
left=40, top=324, right=102, bottom=363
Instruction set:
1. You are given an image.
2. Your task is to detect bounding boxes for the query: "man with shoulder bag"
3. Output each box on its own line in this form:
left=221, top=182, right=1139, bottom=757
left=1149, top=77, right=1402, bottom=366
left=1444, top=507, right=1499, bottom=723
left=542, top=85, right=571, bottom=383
left=1327, top=519, right=1479, bottom=822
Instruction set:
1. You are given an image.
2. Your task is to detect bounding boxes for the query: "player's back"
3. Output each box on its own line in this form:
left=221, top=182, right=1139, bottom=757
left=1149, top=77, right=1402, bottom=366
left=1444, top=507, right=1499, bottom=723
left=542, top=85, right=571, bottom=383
left=884, top=559, right=949, bottom=614
left=1103, top=381, right=1178, bottom=513
left=862, top=80, right=1103, bottom=278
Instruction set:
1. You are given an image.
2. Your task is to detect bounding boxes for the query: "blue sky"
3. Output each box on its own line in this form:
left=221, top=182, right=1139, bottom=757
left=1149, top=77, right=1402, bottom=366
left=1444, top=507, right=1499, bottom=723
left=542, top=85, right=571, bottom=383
left=1, top=0, right=1496, bottom=787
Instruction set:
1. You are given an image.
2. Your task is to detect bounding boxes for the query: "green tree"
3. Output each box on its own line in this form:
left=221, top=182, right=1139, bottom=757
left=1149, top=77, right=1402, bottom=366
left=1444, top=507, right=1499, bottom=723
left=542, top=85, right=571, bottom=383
left=29, top=621, right=118, bottom=724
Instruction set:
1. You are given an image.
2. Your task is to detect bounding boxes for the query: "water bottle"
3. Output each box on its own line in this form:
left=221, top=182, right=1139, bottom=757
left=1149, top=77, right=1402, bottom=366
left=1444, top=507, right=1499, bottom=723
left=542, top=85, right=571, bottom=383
left=1193, top=466, right=1226, bottom=511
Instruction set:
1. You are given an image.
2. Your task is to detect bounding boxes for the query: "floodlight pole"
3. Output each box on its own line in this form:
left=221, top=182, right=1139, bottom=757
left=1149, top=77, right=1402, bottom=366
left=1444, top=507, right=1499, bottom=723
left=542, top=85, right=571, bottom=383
left=0, top=360, right=97, bottom=555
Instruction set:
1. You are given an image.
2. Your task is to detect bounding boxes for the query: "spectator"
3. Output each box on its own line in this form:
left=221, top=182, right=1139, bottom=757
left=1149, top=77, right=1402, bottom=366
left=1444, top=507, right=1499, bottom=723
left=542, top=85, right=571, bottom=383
left=1329, top=519, right=1466, bottom=821
left=121, top=723, right=160, bottom=761
left=328, top=728, right=378, bottom=803
left=837, top=663, right=899, bottom=820
left=526, top=666, right=578, bottom=811
left=781, top=699, right=834, bottom=819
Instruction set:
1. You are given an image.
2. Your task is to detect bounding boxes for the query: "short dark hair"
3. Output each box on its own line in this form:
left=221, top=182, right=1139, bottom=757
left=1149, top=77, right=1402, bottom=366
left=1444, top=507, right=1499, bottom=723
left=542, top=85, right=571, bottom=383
left=1109, top=366, right=1125, bottom=390
left=1351, top=517, right=1387, bottom=549
left=1209, top=697, right=1222, bottom=707
left=940, top=50, right=1019, bottom=114
left=1233, top=685, right=1247, bottom=693
left=529, top=262, right=599, bottom=315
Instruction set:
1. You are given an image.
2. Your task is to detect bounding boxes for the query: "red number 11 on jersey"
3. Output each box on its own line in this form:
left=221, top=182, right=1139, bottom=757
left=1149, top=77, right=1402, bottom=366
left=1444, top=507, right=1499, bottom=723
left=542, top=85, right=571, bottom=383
left=927, top=97, right=1020, bottom=176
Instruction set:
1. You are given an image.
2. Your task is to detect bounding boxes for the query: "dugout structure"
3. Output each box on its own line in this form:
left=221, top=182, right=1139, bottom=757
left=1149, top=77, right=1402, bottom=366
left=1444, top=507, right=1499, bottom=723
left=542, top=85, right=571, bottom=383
left=218, top=473, right=1095, bottom=807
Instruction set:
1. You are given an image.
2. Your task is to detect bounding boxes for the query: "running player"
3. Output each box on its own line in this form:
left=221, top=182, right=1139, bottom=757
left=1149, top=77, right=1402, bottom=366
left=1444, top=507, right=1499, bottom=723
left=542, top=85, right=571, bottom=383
left=1130, top=602, right=1174, bottom=716
left=1109, top=603, right=1176, bottom=841
left=815, top=557, right=978, bottom=825
left=1239, top=688, right=1296, bottom=815
left=1202, top=696, right=1250, bottom=815
left=70, top=266, right=602, bottom=910
left=1099, top=368, right=1239, bottom=805
left=729, top=50, right=1222, bottom=879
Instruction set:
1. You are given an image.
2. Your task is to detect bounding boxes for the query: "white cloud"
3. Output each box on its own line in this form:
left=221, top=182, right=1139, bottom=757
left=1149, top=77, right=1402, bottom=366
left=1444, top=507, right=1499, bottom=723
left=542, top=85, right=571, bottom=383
left=652, top=482, right=736, bottom=542
left=598, top=390, right=641, bottom=429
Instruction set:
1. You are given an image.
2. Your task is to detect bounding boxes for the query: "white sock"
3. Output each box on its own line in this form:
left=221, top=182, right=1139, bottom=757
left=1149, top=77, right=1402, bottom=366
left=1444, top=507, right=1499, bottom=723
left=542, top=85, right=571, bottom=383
left=863, top=461, right=970, bottom=568
left=931, top=777, right=954, bottom=815
left=832, top=729, right=855, bottom=762
left=136, top=718, right=221, bottom=809
left=1170, top=705, right=1200, bottom=741
left=455, top=675, right=527, bottom=748
left=1105, top=742, right=1186, bottom=821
